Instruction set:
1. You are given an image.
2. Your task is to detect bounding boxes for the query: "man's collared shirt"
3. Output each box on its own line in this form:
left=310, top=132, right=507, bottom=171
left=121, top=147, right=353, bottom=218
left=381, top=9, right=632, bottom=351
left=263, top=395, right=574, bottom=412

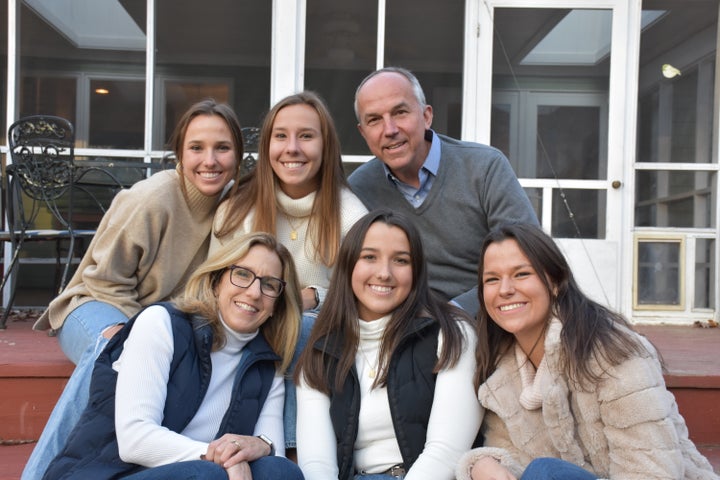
left=382, top=130, right=440, bottom=208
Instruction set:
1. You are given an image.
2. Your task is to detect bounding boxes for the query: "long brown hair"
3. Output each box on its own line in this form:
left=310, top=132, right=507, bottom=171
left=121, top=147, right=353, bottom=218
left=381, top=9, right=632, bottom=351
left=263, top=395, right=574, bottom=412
left=474, top=223, right=648, bottom=389
left=296, top=209, right=469, bottom=393
left=169, top=98, right=245, bottom=199
left=214, top=91, right=349, bottom=267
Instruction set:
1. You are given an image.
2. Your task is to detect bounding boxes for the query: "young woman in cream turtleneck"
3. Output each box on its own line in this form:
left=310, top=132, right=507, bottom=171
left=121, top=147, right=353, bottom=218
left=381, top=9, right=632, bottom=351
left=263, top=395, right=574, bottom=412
left=211, top=91, right=368, bottom=453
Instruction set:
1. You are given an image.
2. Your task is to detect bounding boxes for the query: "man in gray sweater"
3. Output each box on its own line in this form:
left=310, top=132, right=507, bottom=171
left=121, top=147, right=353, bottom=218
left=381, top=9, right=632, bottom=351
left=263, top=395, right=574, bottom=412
left=348, top=67, right=538, bottom=317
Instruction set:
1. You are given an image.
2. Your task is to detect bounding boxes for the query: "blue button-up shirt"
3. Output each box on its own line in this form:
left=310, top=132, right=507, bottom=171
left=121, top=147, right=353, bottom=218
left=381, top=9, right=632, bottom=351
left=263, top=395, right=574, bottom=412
left=383, top=130, right=440, bottom=208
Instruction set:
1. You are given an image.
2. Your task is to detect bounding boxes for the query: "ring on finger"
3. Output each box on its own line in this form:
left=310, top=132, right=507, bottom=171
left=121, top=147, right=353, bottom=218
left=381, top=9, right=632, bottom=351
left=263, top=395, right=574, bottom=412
left=231, top=440, right=242, bottom=449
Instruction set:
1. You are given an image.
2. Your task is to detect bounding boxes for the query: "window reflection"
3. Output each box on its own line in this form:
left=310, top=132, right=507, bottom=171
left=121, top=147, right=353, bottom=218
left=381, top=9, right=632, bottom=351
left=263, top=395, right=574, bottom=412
left=635, top=171, right=716, bottom=228
left=305, top=0, right=377, bottom=154
left=695, top=238, right=715, bottom=309
left=386, top=0, right=464, bottom=139
left=636, top=240, right=682, bottom=307
left=155, top=0, right=271, bottom=148
left=20, top=3, right=146, bottom=148
left=21, top=77, right=76, bottom=126
left=491, top=8, right=610, bottom=239
left=90, top=79, right=144, bottom=149
left=635, top=1, right=718, bottom=229
left=551, top=189, right=605, bottom=239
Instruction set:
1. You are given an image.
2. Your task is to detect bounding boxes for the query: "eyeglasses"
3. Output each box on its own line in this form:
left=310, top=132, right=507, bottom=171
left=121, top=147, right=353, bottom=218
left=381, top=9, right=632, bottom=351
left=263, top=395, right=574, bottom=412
left=228, top=265, right=285, bottom=298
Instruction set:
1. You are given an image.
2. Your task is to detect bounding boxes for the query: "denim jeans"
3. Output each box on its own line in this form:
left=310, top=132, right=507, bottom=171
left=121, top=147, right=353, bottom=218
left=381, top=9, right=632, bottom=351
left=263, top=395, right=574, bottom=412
left=284, top=309, right=317, bottom=449
left=123, top=456, right=304, bottom=480
left=21, top=301, right=128, bottom=480
left=521, top=458, right=598, bottom=480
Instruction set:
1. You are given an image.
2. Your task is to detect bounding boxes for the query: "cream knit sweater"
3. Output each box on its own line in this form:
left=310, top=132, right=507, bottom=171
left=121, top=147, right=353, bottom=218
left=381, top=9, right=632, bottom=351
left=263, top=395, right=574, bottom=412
left=210, top=187, right=367, bottom=303
left=35, top=170, right=220, bottom=331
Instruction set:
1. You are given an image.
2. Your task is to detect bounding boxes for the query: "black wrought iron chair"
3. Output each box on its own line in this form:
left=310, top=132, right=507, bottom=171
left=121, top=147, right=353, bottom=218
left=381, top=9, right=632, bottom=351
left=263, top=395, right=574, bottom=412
left=240, top=126, right=260, bottom=175
left=0, top=116, right=89, bottom=328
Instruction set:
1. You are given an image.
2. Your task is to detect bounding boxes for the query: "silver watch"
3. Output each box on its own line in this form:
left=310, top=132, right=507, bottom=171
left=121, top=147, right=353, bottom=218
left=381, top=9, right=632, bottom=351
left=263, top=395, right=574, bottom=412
left=257, top=434, right=275, bottom=456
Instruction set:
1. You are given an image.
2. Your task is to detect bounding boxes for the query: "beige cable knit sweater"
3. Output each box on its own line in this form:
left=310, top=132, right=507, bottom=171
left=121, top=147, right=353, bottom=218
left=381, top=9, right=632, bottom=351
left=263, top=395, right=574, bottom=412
left=456, top=319, right=718, bottom=480
left=35, top=170, right=220, bottom=331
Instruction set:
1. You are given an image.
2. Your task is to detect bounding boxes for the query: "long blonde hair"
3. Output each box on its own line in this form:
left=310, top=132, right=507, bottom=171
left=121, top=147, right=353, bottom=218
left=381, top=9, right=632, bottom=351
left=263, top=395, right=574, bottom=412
left=174, top=232, right=302, bottom=373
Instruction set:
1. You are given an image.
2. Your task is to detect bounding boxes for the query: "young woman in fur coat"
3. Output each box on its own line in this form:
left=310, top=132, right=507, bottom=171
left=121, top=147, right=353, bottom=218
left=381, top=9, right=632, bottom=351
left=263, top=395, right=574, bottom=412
left=457, top=223, right=717, bottom=480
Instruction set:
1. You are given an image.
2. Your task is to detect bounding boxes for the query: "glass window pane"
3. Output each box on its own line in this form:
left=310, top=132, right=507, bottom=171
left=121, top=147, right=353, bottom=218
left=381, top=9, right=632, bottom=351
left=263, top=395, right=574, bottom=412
left=385, top=0, right=464, bottom=139
left=305, top=0, right=378, bottom=154
left=20, top=2, right=146, bottom=148
left=635, top=170, right=716, bottom=228
left=523, top=187, right=543, bottom=225
left=155, top=1, right=271, bottom=149
left=491, top=103, right=511, bottom=160
left=552, top=189, right=605, bottom=239
left=90, top=79, right=144, bottom=149
left=636, top=240, right=681, bottom=306
left=492, top=8, right=610, bottom=180
left=20, top=77, right=76, bottom=124
left=637, top=2, right=717, bottom=164
left=537, top=105, right=600, bottom=179
left=695, top=238, right=715, bottom=309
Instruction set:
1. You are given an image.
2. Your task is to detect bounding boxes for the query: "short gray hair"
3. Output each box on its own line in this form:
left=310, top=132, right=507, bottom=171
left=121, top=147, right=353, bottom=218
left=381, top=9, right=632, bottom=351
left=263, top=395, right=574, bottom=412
left=354, top=66, right=427, bottom=121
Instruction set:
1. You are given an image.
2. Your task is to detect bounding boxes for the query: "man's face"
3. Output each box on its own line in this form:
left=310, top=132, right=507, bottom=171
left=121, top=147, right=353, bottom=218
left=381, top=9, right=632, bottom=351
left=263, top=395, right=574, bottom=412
left=356, top=72, right=433, bottom=186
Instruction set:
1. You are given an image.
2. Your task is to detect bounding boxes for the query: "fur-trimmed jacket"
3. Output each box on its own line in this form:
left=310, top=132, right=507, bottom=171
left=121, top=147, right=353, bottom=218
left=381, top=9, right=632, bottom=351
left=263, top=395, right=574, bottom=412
left=457, top=319, right=718, bottom=480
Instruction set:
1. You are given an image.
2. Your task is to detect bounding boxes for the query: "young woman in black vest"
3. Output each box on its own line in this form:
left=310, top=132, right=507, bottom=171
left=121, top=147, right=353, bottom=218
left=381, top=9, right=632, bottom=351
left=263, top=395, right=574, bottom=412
left=295, top=209, right=481, bottom=480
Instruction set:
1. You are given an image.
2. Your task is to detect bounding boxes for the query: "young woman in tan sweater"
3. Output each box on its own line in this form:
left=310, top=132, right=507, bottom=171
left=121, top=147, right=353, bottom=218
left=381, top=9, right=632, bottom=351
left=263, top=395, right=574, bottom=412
left=24, top=99, right=245, bottom=480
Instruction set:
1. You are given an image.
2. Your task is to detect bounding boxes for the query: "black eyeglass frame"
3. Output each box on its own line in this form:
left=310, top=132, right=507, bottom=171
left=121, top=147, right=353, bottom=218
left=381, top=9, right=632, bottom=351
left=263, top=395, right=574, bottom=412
left=227, top=265, right=286, bottom=298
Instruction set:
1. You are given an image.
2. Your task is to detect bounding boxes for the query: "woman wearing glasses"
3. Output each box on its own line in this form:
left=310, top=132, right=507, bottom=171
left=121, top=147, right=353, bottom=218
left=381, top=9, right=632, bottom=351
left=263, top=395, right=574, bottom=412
left=43, top=233, right=304, bottom=480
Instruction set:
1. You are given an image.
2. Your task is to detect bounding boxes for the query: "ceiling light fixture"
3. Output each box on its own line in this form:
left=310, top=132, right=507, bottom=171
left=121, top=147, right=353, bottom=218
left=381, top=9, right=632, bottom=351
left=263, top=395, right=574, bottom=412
left=662, top=64, right=682, bottom=79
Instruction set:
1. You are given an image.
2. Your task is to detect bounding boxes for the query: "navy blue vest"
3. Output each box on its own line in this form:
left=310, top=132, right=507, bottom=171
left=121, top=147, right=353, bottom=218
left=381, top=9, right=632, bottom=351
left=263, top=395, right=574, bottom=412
left=43, top=303, right=279, bottom=480
left=319, top=317, right=440, bottom=480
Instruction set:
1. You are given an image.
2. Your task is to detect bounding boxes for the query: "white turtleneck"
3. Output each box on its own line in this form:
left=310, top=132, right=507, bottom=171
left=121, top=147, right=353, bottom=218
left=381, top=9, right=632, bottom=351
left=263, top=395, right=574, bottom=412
left=353, top=315, right=404, bottom=473
left=297, top=315, right=481, bottom=480
left=113, top=305, right=285, bottom=467
left=210, top=187, right=368, bottom=305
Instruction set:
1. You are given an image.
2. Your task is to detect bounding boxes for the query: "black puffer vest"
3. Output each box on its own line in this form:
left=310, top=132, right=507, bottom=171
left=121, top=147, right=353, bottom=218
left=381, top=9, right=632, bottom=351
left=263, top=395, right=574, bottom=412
left=316, top=316, right=440, bottom=480
left=43, top=302, right=279, bottom=480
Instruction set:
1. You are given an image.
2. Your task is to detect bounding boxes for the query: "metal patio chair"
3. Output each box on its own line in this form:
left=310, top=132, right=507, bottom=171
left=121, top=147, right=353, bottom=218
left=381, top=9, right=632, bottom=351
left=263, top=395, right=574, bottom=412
left=0, top=116, right=86, bottom=328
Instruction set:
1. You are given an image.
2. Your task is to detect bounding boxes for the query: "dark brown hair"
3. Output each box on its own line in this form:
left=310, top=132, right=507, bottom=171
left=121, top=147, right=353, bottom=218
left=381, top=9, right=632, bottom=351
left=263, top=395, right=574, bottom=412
left=474, top=223, right=648, bottom=389
left=296, top=209, right=470, bottom=393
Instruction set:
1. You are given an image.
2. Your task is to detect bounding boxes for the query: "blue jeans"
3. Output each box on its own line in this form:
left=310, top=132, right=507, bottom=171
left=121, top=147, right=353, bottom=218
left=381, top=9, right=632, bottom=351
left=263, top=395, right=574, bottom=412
left=21, top=301, right=128, bottom=480
left=284, top=310, right=316, bottom=449
left=123, top=456, right=304, bottom=480
left=521, top=458, right=598, bottom=480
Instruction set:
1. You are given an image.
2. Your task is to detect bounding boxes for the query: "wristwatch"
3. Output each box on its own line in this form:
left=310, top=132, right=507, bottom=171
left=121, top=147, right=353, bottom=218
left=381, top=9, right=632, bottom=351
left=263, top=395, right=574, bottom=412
left=310, top=286, right=320, bottom=308
left=257, top=434, right=275, bottom=456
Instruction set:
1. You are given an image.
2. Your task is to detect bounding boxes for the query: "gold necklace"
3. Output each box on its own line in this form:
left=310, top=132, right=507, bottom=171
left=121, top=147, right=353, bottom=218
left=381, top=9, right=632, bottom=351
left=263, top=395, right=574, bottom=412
left=285, top=214, right=307, bottom=241
left=358, top=345, right=377, bottom=379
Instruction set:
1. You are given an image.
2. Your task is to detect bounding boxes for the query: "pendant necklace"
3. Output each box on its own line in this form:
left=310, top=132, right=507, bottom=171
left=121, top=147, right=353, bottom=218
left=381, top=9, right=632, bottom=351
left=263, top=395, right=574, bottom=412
left=285, top=213, right=308, bottom=241
left=358, top=345, right=377, bottom=379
